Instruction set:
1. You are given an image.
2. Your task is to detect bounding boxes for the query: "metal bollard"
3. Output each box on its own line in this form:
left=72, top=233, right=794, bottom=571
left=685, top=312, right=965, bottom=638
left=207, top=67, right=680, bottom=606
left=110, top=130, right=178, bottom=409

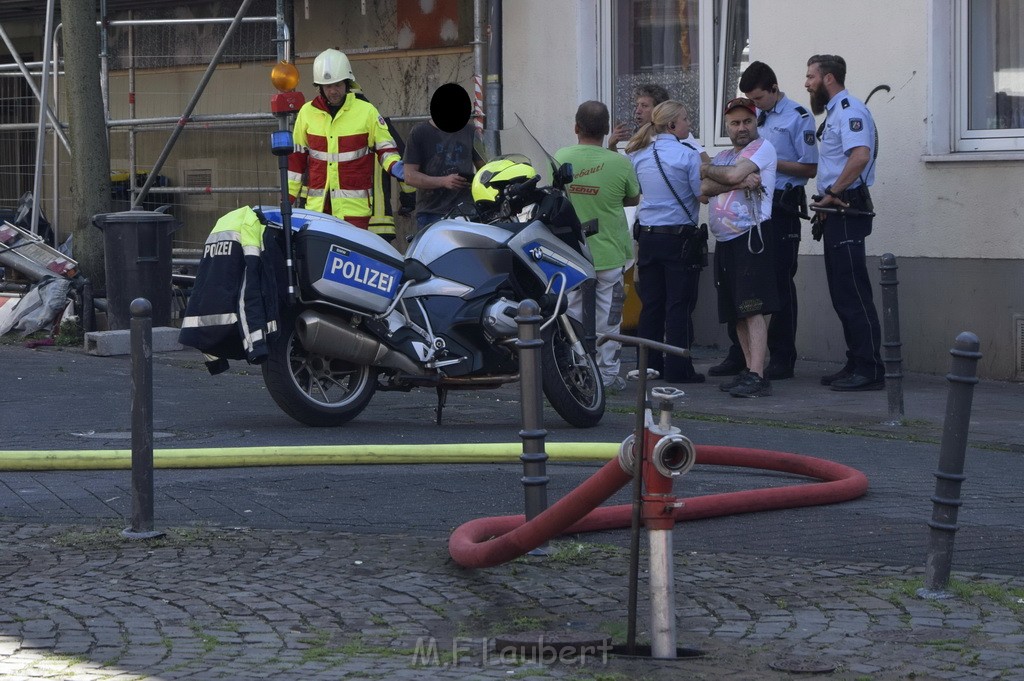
left=122, top=298, right=164, bottom=540
left=918, top=332, right=981, bottom=598
left=515, top=300, right=548, bottom=532
left=625, top=344, right=649, bottom=654
left=80, top=278, right=95, bottom=335
left=580, top=278, right=597, bottom=356
left=879, top=254, right=904, bottom=425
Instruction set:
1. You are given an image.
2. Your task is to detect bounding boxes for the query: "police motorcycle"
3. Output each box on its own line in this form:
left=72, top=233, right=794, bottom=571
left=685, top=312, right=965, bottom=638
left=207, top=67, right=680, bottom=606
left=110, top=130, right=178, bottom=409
left=258, top=123, right=605, bottom=428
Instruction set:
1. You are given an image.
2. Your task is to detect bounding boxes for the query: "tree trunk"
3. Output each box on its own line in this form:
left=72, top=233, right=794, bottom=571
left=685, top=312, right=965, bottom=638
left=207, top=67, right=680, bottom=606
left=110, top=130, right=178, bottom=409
left=61, top=1, right=111, bottom=288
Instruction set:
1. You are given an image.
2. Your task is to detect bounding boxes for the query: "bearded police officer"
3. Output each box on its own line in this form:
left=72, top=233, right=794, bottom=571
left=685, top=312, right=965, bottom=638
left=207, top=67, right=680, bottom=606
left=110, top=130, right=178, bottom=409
left=805, top=54, right=883, bottom=391
left=709, top=62, right=819, bottom=381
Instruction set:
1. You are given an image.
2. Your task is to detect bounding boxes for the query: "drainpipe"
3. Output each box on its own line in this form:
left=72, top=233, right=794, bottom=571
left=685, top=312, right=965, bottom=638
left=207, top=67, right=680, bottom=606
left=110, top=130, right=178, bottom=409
left=483, top=0, right=502, bottom=156
left=471, top=0, right=485, bottom=138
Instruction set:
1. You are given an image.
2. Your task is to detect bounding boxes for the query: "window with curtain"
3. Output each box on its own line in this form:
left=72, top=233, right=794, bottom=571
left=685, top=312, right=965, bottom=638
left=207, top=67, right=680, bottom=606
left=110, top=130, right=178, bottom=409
left=611, top=0, right=749, bottom=146
left=959, top=0, right=1024, bottom=150
left=714, top=0, right=749, bottom=139
left=612, top=0, right=700, bottom=135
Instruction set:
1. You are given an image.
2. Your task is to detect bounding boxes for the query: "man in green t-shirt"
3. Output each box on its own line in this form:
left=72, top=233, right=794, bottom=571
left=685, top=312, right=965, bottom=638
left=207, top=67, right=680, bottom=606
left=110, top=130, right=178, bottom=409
left=555, top=101, right=641, bottom=392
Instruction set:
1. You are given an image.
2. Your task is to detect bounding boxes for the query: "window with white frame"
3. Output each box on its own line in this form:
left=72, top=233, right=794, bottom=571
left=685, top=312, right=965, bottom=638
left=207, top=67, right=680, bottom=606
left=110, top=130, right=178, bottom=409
left=610, top=0, right=748, bottom=147
left=956, top=0, right=1024, bottom=152
left=713, top=0, right=749, bottom=140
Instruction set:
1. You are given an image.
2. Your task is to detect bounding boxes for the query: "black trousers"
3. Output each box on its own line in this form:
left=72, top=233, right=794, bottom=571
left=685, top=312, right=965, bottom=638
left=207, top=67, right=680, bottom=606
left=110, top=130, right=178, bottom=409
left=636, top=231, right=700, bottom=380
left=765, top=208, right=800, bottom=367
left=720, top=207, right=799, bottom=369
left=822, top=213, right=883, bottom=379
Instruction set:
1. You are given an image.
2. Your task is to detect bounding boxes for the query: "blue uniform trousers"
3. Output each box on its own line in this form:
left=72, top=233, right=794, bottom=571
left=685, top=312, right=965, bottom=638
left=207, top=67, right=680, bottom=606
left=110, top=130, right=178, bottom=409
left=765, top=207, right=801, bottom=369
left=822, top=213, right=883, bottom=379
left=636, top=232, right=700, bottom=381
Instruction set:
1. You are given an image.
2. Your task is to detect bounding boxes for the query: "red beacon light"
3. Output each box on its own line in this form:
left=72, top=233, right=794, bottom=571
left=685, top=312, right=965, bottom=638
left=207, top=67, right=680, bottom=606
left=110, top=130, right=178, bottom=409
left=270, top=61, right=304, bottom=114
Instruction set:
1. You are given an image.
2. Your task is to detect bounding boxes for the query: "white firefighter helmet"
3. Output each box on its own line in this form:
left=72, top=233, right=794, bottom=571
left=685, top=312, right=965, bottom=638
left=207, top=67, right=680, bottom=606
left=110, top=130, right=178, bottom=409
left=312, top=48, right=357, bottom=88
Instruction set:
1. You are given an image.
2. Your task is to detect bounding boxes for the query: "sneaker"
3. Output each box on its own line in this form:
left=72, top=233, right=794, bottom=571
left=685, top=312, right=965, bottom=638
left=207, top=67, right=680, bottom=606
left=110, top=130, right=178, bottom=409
left=718, top=369, right=750, bottom=392
left=708, top=356, right=747, bottom=377
left=626, top=368, right=660, bottom=381
left=729, top=372, right=772, bottom=398
left=603, top=376, right=627, bottom=393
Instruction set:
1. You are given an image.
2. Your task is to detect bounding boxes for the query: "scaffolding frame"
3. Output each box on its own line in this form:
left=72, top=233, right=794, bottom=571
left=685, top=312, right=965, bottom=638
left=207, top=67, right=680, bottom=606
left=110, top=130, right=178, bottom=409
left=0, top=0, right=488, bottom=248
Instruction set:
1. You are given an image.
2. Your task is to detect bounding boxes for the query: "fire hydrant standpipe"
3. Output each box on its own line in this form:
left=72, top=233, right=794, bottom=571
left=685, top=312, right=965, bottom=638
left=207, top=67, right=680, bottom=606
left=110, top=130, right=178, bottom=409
left=639, top=387, right=696, bottom=658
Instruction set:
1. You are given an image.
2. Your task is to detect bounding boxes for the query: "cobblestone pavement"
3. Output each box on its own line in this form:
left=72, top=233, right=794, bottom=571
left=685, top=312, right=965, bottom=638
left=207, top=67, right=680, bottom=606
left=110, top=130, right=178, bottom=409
left=2, top=343, right=1024, bottom=679
left=2, top=524, right=1023, bottom=680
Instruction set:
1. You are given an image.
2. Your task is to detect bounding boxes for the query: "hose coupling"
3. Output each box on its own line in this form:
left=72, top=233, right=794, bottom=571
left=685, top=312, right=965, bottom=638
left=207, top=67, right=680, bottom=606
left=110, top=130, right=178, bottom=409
left=651, top=433, right=696, bottom=479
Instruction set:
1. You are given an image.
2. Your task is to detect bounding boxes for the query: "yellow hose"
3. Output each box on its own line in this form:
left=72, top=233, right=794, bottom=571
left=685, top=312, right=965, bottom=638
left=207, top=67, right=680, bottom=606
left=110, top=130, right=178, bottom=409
left=0, top=442, right=621, bottom=471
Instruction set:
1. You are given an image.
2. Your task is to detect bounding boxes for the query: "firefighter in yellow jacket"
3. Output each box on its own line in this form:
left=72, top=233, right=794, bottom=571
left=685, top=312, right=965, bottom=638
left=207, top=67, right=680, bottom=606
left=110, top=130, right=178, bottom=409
left=288, top=49, right=404, bottom=230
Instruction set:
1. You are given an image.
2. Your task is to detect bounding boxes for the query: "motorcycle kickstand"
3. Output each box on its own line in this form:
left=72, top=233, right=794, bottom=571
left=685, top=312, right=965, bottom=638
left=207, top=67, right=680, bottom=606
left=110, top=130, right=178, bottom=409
left=435, top=386, right=448, bottom=426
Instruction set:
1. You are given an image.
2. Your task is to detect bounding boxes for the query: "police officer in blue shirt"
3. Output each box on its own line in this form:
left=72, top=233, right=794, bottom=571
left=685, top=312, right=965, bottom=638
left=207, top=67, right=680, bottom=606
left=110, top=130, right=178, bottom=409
left=626, top=100, right=706, bottom=383
left=805, top=54, right=883, bottom=391
left=709, top=61, right=819, bottom=381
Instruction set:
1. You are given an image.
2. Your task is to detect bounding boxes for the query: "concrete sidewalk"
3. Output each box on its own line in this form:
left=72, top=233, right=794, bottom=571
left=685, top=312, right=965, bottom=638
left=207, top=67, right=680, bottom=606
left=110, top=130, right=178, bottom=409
left=0, top=341, right=1022, bottom=679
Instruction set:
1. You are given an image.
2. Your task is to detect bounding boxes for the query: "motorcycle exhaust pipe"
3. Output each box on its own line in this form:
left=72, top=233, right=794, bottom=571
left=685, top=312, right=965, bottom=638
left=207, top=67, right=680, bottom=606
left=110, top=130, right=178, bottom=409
left=295, top=311, right=426, bottom=375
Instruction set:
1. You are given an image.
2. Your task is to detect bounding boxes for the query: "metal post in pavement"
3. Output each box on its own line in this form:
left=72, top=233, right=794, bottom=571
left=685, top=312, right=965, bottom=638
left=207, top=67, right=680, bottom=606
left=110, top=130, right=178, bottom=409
left=918, top=332, right=981, bottom=598
left=80, top=278, right=95, bottom=334
left=625, top=344, right=649, bottom=654
left=515, top=300, right=549, bottom=544
left=879, top=254, right=904, bottom=425
left=122, top=298, right=164, bottom=540
left=580, top=278, right=597, bottom=356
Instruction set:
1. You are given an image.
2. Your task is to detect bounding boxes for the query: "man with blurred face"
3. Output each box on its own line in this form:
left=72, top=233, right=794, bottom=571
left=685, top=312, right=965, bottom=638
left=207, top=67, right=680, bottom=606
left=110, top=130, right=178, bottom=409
left=700, top=98, right=779, bottom=398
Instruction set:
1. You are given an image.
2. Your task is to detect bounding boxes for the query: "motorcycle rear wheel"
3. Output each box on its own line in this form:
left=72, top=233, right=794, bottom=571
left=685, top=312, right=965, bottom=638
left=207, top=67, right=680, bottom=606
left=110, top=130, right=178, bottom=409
left=262, top=322, right=377, bottom=427
left=541, top=317, right=605, bottom=428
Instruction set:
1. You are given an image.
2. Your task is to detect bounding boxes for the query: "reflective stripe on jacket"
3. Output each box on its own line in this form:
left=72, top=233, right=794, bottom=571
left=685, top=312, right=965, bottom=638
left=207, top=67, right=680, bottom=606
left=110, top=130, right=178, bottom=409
left=178, top=206, right=281, bottom=367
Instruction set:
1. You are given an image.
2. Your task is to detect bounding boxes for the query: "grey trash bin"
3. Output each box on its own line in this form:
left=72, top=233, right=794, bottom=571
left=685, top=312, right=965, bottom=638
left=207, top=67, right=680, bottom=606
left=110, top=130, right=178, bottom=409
left=92, top=210, right=178, bottom=330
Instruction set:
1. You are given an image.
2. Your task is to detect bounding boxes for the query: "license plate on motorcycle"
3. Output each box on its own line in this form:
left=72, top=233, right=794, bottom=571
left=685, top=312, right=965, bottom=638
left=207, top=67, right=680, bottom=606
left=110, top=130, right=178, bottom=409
left=321, top=244, right=402, bottom=309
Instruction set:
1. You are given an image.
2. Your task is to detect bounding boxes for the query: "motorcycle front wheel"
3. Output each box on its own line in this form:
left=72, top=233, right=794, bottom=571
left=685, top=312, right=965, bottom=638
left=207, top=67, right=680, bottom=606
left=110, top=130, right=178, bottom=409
left=262, top=322, right=377, bottom=427
left=541, top=316, right=605, bottom=428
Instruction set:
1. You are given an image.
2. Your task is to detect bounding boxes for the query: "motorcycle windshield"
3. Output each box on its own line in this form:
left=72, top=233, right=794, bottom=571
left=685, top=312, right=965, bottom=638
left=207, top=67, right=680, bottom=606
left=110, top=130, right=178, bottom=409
left=482, top=114, right=562, bottom=189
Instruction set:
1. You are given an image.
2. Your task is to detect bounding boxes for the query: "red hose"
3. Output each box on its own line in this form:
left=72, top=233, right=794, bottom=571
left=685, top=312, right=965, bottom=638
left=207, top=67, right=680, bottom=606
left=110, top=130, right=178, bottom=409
left=448, top=445, right=868, bottom=569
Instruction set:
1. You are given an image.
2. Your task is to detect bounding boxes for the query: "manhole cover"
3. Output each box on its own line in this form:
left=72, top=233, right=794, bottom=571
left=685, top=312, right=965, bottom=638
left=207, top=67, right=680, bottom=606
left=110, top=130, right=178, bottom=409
left=769, top=655, right=838, bottom=673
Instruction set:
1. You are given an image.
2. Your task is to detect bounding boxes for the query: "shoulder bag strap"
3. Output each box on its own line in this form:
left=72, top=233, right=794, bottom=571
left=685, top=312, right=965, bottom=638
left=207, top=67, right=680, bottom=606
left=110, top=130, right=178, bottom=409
left=651, top=142, right=697, bottom=226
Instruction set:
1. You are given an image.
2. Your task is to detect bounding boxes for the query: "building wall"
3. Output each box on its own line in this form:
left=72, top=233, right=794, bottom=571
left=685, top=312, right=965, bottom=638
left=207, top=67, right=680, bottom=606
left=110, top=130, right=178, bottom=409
left=501, top=1, right=584, bottom=151
left=752, top=0, right=1024, bottom=379
left=502, top=0, right=1023, bottom=379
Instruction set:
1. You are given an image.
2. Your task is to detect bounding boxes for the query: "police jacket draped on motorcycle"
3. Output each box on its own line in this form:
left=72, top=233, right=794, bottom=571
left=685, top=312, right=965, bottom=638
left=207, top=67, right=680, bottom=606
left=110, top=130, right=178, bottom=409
left=287, top=49, right=405, bottom=231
